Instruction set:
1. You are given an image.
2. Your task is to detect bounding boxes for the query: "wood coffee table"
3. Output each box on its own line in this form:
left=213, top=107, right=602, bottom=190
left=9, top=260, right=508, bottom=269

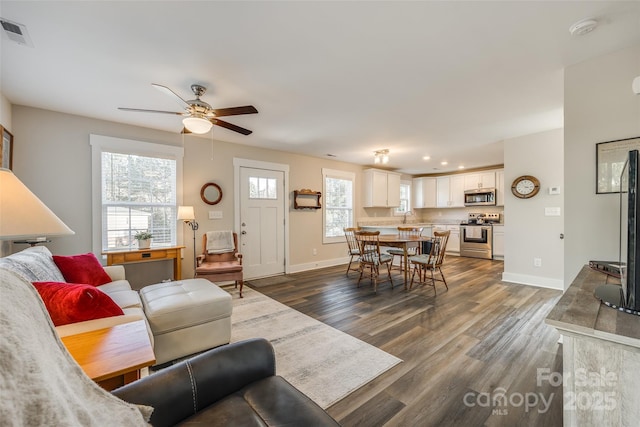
left=61, top=320, right=156, bottom=391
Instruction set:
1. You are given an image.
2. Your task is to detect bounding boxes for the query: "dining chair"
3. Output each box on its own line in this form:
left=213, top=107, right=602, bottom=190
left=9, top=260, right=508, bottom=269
left=408, top=230, right=450, bottom=294
left=387, top=226, right=424, bottom=271
left=196, top=231, right=244, bottom=297
left=343, top=227, right=362, bottom=275
left=355, top=230, right=393, bottom=293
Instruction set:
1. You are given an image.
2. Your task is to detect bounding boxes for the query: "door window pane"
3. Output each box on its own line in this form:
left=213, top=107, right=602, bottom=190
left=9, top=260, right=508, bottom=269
left=249, top=176, right=277, bottom=199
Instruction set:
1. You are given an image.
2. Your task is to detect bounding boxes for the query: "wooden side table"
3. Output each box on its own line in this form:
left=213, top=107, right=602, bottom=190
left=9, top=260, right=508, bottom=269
left=61, top=320, right=156, bottom=391
left=103, top=246, right=185, bottom=281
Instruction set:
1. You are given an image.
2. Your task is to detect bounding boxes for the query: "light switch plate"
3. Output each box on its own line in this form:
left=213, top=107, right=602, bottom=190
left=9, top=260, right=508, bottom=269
left=544, top=207, right=561, bottom=216
left=208, top=211, right=223, bottom=219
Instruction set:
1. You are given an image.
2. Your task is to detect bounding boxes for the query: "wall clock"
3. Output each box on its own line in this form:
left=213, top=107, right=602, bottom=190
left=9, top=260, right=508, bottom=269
left=511, top=175, right=540, bottom=199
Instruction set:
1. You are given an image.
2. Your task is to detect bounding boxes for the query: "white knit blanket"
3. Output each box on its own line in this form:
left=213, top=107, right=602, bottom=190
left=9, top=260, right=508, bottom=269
left=0, top=268, right=152, bottom=426
left=206, top=230, right=235, bottom=254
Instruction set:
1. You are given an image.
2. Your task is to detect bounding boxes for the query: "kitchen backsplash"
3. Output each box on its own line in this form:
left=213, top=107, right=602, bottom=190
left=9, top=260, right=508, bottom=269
left=358, top=206, right=505, bottom=226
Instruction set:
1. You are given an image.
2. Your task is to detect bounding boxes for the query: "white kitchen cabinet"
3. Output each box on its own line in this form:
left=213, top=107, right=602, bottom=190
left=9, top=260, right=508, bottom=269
left=437, top=175, right=465, bottom=208
left=436, top=177, right=450, bottom=208
left=446, top=225, right=460, bottom=253
left=496, top=170, right=505, bottom=206
left=412, top=178, right=423, bottom=208
left=432, top=224, right=460, bottom=253
left=463, top=171, right=496, bottom=190
left=450, top=176, right=465, bottom=207
left=363, top=169, right=401, bottom=207
left=412, top=177, right=437, bottom=208
left=493, top=224, right=504, bottom=258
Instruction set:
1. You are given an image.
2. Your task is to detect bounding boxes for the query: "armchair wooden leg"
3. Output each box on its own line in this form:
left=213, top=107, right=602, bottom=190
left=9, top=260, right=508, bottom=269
left=237, top=280, right=244, bottom=298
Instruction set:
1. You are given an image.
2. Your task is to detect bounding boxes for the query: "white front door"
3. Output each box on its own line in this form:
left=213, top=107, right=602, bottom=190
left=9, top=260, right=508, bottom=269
left=237, top=163, right=287, bottom=279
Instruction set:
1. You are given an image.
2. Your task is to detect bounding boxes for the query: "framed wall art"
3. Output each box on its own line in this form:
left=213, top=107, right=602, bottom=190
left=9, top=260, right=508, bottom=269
left=596, top=136, right=640, bottom=194
left=1, top=125, right=13, bottom=170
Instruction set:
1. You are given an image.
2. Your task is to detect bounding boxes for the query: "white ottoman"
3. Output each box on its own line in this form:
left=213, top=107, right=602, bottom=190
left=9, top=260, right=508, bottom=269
left=139, top=278, right=232, bottom=365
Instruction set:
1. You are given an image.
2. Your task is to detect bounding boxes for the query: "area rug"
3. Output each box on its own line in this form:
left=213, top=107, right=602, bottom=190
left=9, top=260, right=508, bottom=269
left=228, top=286, right=403, bottom=409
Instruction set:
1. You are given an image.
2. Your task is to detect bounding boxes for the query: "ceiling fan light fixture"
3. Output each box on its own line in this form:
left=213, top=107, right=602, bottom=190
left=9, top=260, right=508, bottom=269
left=182, top=116, right=213, bottom=134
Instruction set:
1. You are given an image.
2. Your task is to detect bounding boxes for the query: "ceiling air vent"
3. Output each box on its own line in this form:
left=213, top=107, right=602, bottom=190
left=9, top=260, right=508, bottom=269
left=0, top=18, right=34, bottom=47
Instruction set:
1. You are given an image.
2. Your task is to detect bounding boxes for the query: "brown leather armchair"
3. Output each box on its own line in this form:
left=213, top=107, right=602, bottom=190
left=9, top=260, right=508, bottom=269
left=196, top=232, right=244, bottom=297
left=113, top=338, right=341, bottom=426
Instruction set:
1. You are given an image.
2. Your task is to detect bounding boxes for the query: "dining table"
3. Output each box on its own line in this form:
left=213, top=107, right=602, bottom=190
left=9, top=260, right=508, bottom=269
left=378, top=233, right=433, bottom=289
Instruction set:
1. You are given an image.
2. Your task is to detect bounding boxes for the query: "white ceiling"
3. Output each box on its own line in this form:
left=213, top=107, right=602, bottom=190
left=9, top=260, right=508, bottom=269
left=1, top=1, right=639, bottom=174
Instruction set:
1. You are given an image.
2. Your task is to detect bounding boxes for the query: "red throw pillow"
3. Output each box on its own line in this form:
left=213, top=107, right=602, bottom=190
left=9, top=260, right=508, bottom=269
left=53, top=253, right=112, bottom=286
left=32, top=281, right=124, bottom=326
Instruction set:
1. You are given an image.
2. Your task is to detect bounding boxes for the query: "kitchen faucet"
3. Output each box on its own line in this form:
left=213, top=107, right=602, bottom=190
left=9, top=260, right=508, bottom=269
left=402, top=210, right=413, bottom=224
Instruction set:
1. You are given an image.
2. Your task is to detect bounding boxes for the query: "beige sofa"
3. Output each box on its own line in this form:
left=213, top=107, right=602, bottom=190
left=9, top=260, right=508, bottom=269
left=0, top=246, right=152, bottom=343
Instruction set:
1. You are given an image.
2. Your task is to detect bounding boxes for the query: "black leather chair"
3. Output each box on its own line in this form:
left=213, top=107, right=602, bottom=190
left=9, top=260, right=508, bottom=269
left=113, top=338, right=340, bottom=426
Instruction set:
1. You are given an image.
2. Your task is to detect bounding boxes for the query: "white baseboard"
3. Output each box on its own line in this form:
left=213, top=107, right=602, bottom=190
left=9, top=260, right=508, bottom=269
left=501, top=272, right=564, bottom=290
left=288, top=256, right=349, bottom=274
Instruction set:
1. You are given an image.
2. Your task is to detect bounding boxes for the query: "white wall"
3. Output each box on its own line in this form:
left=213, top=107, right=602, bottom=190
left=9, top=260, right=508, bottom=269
left=503, top=128, right=565, bottom=290
left=0, top=93, right=11, bottom=129
left=565, top=44, right=640, bottom=288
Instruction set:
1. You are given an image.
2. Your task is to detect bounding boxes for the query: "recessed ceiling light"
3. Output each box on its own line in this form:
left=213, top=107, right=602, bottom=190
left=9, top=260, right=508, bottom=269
left=441, top=161, right=448, bottom=166
left=423, top=156, right=430, bottom=160
left=569, top=18, right=598, bottom=36
left=458, top=165, right=465, bottom=169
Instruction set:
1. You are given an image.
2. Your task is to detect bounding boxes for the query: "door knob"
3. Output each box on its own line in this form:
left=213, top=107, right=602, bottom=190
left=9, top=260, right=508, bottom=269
left=560, top=233, right=564, bottom=239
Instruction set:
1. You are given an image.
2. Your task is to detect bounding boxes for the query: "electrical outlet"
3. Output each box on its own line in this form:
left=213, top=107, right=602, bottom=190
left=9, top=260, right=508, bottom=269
left=534, top=258, right=542, bottom=267
left=312, top=248, right=317, bottom=256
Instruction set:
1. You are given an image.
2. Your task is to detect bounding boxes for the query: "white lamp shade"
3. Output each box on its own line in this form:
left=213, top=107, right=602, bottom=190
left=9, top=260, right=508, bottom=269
left=0, top=168, right=75, bottom=240
left=177, top=205, right=195, bottom=221
left=182, top=117, right=213, bottom=134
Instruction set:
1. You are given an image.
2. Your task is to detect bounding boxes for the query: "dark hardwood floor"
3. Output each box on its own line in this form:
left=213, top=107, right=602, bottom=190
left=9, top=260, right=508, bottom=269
left=248, top=256, right=564, bottom=427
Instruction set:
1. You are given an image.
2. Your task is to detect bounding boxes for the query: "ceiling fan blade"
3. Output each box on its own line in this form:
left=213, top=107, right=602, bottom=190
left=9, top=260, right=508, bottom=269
left=118, top=107, right=184, bottom=115
left=212, top=106, right=258, bottom=117
left=212, top=119, right=253, bottom=135
left=152, top=83, right=190, bottom=108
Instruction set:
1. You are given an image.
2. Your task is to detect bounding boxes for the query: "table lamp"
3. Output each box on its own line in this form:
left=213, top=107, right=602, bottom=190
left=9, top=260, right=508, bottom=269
left=0, top=168, right=74, bottom=242
left=177, top=205, right=198, bottom=275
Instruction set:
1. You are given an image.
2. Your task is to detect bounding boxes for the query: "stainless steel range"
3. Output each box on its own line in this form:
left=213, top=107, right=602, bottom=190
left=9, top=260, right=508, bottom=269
left=459, top=213, right=500, bottom=259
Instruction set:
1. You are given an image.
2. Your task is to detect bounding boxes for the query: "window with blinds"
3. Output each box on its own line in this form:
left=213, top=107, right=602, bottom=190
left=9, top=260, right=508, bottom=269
left=101, top=152, right=177, bottom=250
left=322, top=168, right=355, bottom=243
left=90, top=135, right=184, bottom=253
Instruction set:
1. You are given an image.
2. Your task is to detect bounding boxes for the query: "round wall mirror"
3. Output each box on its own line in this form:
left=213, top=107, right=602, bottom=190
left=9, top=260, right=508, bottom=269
left=201, top=182, right=223, bottom=205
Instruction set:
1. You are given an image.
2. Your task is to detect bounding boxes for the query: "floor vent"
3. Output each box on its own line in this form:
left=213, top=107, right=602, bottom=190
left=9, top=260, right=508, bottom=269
left=0, top=18, right=34, bottom=47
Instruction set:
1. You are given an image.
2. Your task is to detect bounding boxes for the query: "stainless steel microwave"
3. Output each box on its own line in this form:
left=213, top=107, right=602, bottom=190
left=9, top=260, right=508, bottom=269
left=464, top=188, right=496, bottom=206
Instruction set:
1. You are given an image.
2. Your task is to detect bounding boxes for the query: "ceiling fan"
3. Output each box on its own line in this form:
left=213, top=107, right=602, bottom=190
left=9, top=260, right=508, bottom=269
left=119, top=83, right=258, bottom=135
